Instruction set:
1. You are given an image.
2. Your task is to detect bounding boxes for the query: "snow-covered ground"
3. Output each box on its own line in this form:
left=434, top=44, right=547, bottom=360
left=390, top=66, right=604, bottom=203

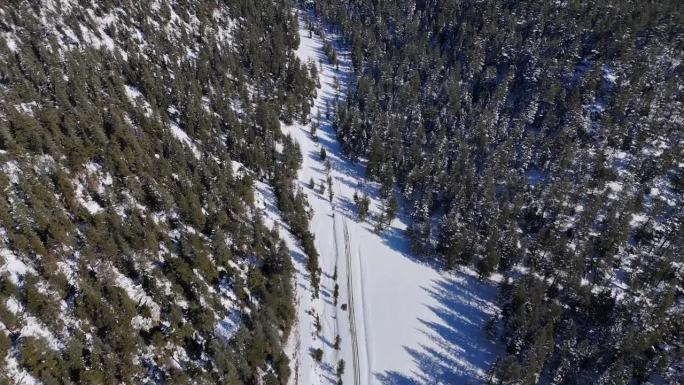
left=263, top=11, right=504, bottom=385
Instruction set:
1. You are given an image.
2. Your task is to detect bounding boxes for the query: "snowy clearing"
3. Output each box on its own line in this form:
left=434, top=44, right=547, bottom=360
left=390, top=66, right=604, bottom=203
left=276, top=11, right=503, bottom=385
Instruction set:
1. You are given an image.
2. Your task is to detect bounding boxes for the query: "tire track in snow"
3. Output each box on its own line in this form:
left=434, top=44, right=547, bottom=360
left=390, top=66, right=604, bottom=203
left=330, top=212, right=342, bottom=370
left=343, top=221, right=362, bottom=385
left=357, top=243, right=373, bottom=385
left=290, top=9, right=361, bottom=385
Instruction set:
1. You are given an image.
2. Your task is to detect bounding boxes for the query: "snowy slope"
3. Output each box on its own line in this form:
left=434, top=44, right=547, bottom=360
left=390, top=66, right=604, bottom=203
left=277, top=11, right=504, bottom=385
left=0, top=2, right=309, bottom=383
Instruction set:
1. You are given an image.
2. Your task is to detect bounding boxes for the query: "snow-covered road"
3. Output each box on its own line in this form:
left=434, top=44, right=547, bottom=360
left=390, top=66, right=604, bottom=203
left=342, top=220, right=362, bottom=385
left=265, top=10, right=505, bottom=385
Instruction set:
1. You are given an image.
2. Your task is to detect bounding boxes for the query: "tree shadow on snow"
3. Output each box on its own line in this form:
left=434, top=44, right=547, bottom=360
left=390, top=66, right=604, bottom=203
left=376, top=224, right=412, bottom=259
left=376, top=371, right=422, bottom=385
left=376, top=274, right=502, bottom=385
left=288, top=248, right=307, bottom=265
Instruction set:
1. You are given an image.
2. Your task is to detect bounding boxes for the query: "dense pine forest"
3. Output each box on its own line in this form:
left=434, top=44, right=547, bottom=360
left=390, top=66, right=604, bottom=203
left=310, top=0, right=683, bottom=383
left=0, top=1, right=317, bottom=384
left=0, top=0, right=682, bottom=384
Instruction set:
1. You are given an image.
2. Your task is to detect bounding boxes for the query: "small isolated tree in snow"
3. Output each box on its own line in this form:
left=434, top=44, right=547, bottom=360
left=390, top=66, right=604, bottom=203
left=310, top=122, right=318, bottom=140
left=314, top=313, right=321, bottom=335
left=485, top=316, right=497, bottom=340
left=336, top=359, right=345, bottom=376
left=375, top=194, right=399, bottom=233
left=333, top=283, right=339, bottom=305
left=385, top=195, right=398, bottom=223
left=312, top=348, right=323, bottom=362
left=320, top=147, right=327, bottom=160
left=354, top=192, right=370, bottom=221
left=327, top=175, right=334, bottom=202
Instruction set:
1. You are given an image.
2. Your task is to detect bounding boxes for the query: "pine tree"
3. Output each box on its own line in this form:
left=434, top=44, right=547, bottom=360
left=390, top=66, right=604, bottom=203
left=384, top=195, right=398, bottom=224
left=336, top=359, right=345, bottom=377
left=355, top=193, right=370, bottom=221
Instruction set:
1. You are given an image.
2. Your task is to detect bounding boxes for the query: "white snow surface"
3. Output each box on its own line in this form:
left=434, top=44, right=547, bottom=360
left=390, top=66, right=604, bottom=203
left=273, top=12, right=502, bottom=385
left=215, top=309, right=241, bottom=341
left=2, top=32, right=18, bottom=52
left=4, top=296, right=63, bottom=351
left=1, top=160, right=22, bottom=184
left=124, top=85, right=153, bottom=116
left=110, top=265, right=161, bottom=329
left=72, top=163, right=108, bottom=214
left=603, top=64, right=618, bottom=84
left=3, top=355, right=41, bottom=385
left=169, top=122, right=201, bottom=159
left=0, top=248, right=35, bottom=285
